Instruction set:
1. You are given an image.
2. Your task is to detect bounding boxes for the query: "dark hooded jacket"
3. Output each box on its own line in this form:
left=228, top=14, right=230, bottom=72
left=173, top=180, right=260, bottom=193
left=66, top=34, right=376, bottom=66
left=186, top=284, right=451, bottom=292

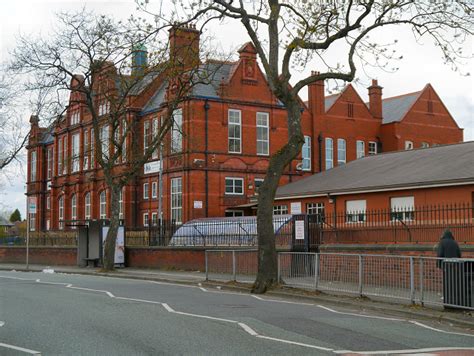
left=437, top=230, right=461, bottom=267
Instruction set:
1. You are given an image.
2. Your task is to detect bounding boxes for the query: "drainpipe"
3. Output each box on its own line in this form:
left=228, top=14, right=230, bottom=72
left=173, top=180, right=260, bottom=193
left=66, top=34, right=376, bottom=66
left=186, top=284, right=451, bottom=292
left=204, top=100, right=210, bottom=217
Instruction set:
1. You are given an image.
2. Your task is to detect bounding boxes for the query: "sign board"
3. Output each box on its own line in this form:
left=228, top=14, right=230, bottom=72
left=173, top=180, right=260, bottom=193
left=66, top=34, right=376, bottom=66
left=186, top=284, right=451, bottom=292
left=144, top=160, right=161, bottom=175
left=295, top=220, right=305, bottom=240
left=102, top=226, right=125, bottom=265
left=193, top=200, right=203, bottom=209
left=29, top=197, right=37, bottom=214
left=291, top=202, right=302, bottom=215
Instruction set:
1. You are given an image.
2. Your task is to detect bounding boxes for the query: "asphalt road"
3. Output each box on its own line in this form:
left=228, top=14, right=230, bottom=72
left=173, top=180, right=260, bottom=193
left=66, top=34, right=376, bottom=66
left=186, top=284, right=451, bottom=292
left=0, top=271, right=473, bottom=355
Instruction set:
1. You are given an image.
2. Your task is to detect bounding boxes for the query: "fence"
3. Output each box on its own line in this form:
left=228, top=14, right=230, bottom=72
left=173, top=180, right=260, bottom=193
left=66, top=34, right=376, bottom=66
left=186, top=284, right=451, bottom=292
left=205, top=250, right=474, bottom=310
left=315, top=203, right=474, bottom=245
left=0, top=233, right=77, bottom=247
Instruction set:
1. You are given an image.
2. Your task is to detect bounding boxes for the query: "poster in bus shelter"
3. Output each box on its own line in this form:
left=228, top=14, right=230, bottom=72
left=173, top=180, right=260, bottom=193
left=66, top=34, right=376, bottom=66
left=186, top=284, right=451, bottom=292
left=101, top=226, right=125, bottom=266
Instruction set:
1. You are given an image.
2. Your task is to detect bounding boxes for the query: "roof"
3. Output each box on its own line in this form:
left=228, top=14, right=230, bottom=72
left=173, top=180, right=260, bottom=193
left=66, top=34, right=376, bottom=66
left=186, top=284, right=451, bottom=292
left=0, top=217, right=13, bottom=227
left=381, top=91, right=421, bottom=124
left=276, top=141, right=474, bottom=199
left=192, top=62, right=234, bottom=98
left=324, top=93, right=340, bottom=111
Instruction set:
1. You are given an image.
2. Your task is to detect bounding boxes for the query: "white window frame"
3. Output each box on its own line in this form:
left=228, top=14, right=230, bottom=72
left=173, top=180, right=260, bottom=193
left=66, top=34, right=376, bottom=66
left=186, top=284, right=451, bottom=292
left=85, top=193, right=91, bottom=220
left=254, top=178, right=264, bottom=195
left=405, top=141, right=414, bottom=150
left=100, top=125, right=109, bottom=159
left=171, top=177, right=182, bottom=224
left=59, top=196, right=64, bottom=230
left=325, top=137, right=333, bottom=170
left=90, top=128, right=95, bottom=168
left=98, top=101, right=110, bottom=116
left=47, top=147, right=53, bottom=179
left=273, top=205, right=288, bottom=215
left=143, top=183, right=149, bottom=200
left=356, top=140, right=365, bottom=159
left=143, top=120, right=150, bottom=154
left=143, top=213, right=149, bottom=227
left=302, top=136, right=311, bottom=171
left=152, top=181, right=157, bottom=199
left=256, top=112, right=269, bottom=156
left=83, top=129, right=89, bottom=170
left=346, top=200, right=366, bottom=223
left=171, top=109, right=183, bottom=153
left=71, top=194, right=77, bottom=222
left=228, top=109, right=242, bottom=154
left=368, top=141, right=378, bottom=155
left=225, top=177, right=244, bottom=195
left=152, top=117, right=159, bottom=159
left=307, top=202, right=324, bottom=215
left=46, top=196, right=51, bottom=210
left=100, top=191, right=107, bottom=219
left=390, top=196, right=415, bottom=221
left=121, top=120, right=127, bottom=162
left=72, top=133, right=80, bottom=173
left=71, top=110, right=80, bottom=125
left=30, top=151, right=37, bottom=181
left=421, top=142, right=430, bottom=148
left=151, top=212, right=158, bottom=226
left=337, top=138, right=346, bottom=165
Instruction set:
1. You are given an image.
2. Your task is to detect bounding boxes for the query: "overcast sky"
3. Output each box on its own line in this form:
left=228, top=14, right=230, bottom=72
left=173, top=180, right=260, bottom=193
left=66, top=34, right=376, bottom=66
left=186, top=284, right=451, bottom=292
left=0, top=0, right=472, bottom=217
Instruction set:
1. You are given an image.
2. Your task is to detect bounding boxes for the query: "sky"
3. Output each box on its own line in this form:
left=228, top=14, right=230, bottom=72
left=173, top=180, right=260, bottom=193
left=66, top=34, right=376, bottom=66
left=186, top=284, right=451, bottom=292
left=0, top=0, right=473, bottom=218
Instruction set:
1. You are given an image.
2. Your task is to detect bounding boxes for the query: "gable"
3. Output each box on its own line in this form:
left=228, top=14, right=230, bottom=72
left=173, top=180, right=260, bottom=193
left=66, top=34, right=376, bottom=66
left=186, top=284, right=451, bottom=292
left=325, top=84, right=373, bottom=118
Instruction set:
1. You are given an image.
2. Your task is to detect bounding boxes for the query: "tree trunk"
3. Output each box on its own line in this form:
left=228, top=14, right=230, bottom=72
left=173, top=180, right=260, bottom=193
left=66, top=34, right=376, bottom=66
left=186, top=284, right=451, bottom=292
left=252, top=101, right=303, bottom=294
left=102, top=184, right=121, bottom=271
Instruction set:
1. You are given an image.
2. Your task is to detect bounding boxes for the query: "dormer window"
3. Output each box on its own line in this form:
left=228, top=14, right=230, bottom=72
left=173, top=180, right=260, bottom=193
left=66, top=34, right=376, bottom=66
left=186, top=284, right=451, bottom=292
left=98, top=101, right=110, bottom=116
left=70, top=110, right=80, bottom=125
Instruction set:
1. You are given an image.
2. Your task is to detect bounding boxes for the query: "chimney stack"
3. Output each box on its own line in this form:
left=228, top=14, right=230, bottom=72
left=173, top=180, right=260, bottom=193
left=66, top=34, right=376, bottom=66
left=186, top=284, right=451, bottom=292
left=368, top=79, right=383, bottom=119
left=169, top=23, right=200, bottom=69
left=308, top=71, right=325, bottom=116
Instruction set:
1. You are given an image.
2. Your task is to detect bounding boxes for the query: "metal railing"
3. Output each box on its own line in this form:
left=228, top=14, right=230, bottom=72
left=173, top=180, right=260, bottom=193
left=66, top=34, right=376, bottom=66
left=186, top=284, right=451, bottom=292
left=0, top=236, right=77, bottom=247
left=205, top=250, right=474, bottom=310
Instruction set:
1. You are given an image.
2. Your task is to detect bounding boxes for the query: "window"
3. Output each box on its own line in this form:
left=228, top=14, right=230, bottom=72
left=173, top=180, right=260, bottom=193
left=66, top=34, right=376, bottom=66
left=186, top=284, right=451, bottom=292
left=225, top=177, right=244, bottom=195
left=47, top=147, right=53, bottom=179
left=143, top=120, right=150, bottom=154
left=171, top=109, right=183, bottom=153
left=46, top=220, right=50, bottom=231
left=225, top=210, right=244, bottom=217
left=421, top=142, right=430, bottom=148
left=30, top=151, right=37, bottom=181
left=337, top=138, right=346, bottom=165
left=58, top=196, right=64, bottom=230
left=368, top=141, right=377, bottom=155
left=143, top=213, right=149, bottom=227
left=152, top=118, right=159, bottom=159
left=307, top=202, right=324, bottom=215
left=100, top=126, right=109, bottom=159
left=152, top=181, right=157, bottom=199
left=346, top=200, right=366, bottom=223
left=151, top=212, right=158, bottom=226
left=356, top=140, right=365, bottom=159
left=85, top=193, right=91, bottom=220
left=71, top=110, right=80, bottom=125
left=405, top=141, right=414, bottom=150
left=347, top=103, right=354, bottom=117
left=90, top=128, right=95, bottom=168
left=98, top=101, right=110, bottom=116
left=83, top=129, right=89, bottom=170
left=171, top=177, right=182, bottom=224
left=391, top=196, right=415, bottom=221
left=100, top=191, right=107, bottom=219
left=121, top=120, right=127, bottom=162
left=58, top=137, right=63, bottom=175
left=228, top=109, right=241, bottom=153
left=63, top=135, right=68, bottom=174
left=302, top=136, right=311, bottom=171
left=72, top=133, right=80, bottom=172
left=143, top=183, right=149, bottom=199
left=71, top=194, right=77, bottom=222
left=325, top=138, right=333, bottom=170
left=46, top=196, right=50, bottom=210
left=119, top=188, right=124, bottom=220
left=254, top=178, right=264, bottom=195
left=273, top=205, right=288, bottom=215
left=256, top=112, right=269, bottom=155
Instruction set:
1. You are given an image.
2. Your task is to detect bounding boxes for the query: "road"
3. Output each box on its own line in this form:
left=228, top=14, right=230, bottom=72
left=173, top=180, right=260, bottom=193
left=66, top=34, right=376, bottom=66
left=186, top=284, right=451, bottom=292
left=0, top=271, right=473, bottom=355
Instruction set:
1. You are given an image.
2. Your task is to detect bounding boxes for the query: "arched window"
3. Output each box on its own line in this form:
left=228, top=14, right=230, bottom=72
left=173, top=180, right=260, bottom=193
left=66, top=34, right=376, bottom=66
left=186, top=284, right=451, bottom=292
left=58, top=196, right=64, bottom=230
left=85, top=192, right=91, bottom=220
left=71, top=194, right=77, bottom=222
left=100, top=191, right=107, bottom=219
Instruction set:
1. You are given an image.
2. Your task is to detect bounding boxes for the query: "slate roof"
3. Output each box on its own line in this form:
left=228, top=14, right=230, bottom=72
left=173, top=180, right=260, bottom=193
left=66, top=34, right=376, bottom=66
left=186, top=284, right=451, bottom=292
left=324, top=94, right=340, bottom=111
left=381, top=91, right=420, bottom=124
left=276, top=141, right=474, bottom=199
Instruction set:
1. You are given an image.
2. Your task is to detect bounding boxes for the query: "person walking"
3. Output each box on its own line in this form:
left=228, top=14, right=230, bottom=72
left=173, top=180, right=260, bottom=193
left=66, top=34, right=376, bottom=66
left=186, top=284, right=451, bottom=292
left=437, top=229, right=463, bottom=308
left=437, top=229, right=461, bottom=262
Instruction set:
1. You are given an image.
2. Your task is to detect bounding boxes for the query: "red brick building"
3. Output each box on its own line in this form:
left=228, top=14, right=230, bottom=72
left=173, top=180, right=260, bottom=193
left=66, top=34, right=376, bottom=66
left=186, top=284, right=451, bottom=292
left=26, top=26, right=464, bottom=231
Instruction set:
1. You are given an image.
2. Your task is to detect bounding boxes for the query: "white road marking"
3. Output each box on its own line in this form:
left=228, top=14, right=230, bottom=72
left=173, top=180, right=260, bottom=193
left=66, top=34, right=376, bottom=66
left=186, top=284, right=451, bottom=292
left=116, top=296, right=162, bottom=304
left=0, top=342, right=41, bottom=355
left=199, top=287, right=207, bottom=292
left=0, top=321, right=4, bottom=327
left=409, top=320, right=474, bottom=337
left=252, top=295, right=314, bottom=306
left=316, top=304, right=404, bottom=321
left=334, top=346, right=474, bottom=354
left=256, top=335, right=334, bottom=351
left=162, top=303, right=174, bottom=312
left=238, top=322, right=258, bottom=336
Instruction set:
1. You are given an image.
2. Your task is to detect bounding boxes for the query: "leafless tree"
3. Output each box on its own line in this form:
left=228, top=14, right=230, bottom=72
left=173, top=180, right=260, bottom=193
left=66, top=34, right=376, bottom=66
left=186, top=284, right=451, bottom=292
left=153, top=0, right=473, bottom=293
left=11, top=9, right=222, bottom=270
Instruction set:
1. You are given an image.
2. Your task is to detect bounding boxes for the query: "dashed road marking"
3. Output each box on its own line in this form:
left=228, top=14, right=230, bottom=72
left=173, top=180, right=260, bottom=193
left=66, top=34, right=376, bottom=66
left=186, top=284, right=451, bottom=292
left=0, top=342, right=41, bottom=355
left=333, top=346, right=474, bottom=354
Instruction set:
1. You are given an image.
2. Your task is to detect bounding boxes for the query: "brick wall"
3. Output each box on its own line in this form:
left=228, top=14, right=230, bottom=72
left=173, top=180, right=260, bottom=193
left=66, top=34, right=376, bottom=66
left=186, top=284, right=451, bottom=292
left=0, top=247, right=77, bottom=265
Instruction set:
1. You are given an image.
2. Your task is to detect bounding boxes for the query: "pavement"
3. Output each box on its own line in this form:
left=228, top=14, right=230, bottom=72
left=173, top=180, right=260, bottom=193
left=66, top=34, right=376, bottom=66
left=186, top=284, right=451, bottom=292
left=1, top=262, right=473, bottom=331
left=1, top=267, right=474, bottom=355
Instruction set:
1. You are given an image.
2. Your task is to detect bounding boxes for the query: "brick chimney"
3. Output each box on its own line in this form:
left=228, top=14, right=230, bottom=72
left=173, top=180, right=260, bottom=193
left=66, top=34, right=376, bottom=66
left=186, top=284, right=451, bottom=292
left=308, top=71, right=325, bottom=116
left=169, top=24, right=200, bottom=69
left=368, top=79, right=383, bottom=119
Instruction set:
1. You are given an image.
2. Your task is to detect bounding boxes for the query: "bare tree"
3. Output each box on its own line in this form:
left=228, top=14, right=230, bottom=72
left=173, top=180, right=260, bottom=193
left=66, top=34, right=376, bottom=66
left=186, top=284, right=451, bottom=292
left=11, top=9, right=222, bottom=270
left=158, top=0, right=474, bottom=293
